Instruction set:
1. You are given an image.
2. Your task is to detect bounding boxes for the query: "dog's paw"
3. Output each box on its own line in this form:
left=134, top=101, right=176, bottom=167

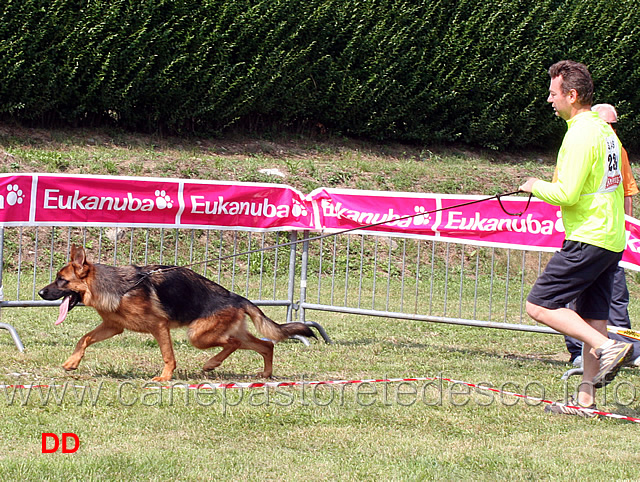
left=257, top=371, right=273, bottom=378
left=62, top=360, right=79, bottom=371
left=202, top=362, right=221, bottom=372
left=151, top=375, right=172, bottom=382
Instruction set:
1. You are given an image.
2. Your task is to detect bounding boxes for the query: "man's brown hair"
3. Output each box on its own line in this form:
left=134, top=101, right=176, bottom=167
left=548, top=60, right=594, bottom=106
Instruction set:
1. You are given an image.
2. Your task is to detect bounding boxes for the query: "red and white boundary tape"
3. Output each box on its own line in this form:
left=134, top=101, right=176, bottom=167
left=437, top=376, right=640, bottom=423
left=150, top=377, right=430, bottom=390
left=3, top=377, right=639, bottom=423
left=150, top=375, right=640, bottom=424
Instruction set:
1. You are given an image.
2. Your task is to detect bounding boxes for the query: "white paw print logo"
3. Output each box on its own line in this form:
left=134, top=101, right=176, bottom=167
left=291, top=199, right=308, bottom=217
left=154, top=190, right=173, bottom=209
left=412, top=206, right=431, bottom=226
left=6, top=184, right=24, bottom=206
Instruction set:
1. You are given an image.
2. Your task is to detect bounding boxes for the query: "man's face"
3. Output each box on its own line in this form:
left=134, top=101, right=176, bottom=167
left=547, top=76, right=574, bottom=120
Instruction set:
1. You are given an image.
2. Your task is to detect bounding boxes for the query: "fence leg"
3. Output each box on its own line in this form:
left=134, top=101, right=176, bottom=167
left=286, top=231, right=310, bottom=346
left=0, top=322, right=25, bottom=352
left=299, top=231, right=332, bottom=344
left=286, top=231, right=298, bottom=323
left=561, top=367, right=583, bottom=380
left=0, top=227, right=25, bottom=351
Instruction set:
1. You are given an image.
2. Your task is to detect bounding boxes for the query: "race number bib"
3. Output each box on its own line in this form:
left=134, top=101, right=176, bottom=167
left=598, top=135, right=622, bottom=193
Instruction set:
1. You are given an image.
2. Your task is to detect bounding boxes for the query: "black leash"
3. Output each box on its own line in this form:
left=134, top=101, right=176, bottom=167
left=126, top=190, right=532, bottom=288
left=496, top=190, right=533, bottom=216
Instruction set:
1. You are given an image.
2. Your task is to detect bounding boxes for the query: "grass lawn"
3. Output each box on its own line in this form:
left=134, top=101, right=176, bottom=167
left=1, top=125, right=640, bottom=480
left=2, top=306, right=640, bottom=480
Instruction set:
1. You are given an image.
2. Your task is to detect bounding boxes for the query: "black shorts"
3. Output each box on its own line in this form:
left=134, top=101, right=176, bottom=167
left=527, top=240, right=623, bottom=320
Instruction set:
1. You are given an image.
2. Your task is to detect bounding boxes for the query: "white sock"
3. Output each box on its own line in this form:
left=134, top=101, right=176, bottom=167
left=598, top=339, right=615, bottom=351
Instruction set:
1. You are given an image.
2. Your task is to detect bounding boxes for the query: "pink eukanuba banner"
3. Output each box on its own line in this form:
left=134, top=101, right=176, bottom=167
left=0, top=174, right=639, bottom=271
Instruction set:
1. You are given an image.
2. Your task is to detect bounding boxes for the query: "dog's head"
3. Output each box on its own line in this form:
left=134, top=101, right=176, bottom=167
left=38, top=244, right=92, bottom=325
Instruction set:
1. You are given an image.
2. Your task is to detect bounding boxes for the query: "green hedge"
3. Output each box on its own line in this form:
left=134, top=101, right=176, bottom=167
left=1, top=0, right=639, bottom=151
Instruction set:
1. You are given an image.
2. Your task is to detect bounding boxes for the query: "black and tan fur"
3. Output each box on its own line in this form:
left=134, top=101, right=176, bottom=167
left=38, top=245, right=315, bottom=381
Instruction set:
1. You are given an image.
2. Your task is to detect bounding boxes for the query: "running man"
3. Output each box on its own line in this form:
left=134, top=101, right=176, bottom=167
left=519, top=60, right=633, bottom=416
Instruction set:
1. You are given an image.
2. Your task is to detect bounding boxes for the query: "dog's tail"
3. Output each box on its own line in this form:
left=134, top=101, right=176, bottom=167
left=243, top=302, right=316, bottom=342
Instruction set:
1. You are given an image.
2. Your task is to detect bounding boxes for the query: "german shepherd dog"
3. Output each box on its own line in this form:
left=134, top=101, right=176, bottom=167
left=38, top=245, right=315, bottom=381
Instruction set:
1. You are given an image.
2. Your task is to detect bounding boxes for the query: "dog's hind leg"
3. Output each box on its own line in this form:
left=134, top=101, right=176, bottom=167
left=201, top=336, right=274, bottom=377
left=148, top=324, right=177, bottom=382
left=63, top=322, right=124, bottom=371
left=201, top=338, right=242, bottom=372
left=188, top=313, right=243, bottom=373
left=190, top=328, right=274, bottom=377
left=237, top=335, right=275, bottom=378
left=188, top=311, right=274, bottom=377
left=250, top=337, right=274, bottom=378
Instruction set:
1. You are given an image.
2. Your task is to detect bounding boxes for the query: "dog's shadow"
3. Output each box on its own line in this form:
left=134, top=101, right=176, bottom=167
left=67, top=336, right=580, bottom=380
left=93, top=367, right=288, bottom=383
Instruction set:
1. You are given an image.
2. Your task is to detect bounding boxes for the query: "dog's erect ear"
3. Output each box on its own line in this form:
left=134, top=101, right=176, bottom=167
left=70, top=244, right=90, bottom=278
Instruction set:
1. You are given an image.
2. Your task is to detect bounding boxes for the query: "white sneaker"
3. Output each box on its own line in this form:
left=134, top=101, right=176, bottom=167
left=572, top=356, right=582, bottom=367
left=593, top=340, right=633, bottom=387
left=544, top=396, right=599, bottom=418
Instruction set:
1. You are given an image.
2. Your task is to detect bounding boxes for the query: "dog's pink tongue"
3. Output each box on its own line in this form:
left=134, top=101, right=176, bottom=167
left=56, top=296, right=70, bottom=325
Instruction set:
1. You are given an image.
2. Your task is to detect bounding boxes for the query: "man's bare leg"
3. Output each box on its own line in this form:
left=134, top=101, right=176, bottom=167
left=577, top=318, right=607, bottom=407
left=525, top=302, right=609, bottom=349
left=525, top=301, right=612, bottom=407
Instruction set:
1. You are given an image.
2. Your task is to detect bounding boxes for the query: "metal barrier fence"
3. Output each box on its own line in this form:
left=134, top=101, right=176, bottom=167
left=0, top=225, right=557, bottom=351
left=296, top=231, right=557, bottom=336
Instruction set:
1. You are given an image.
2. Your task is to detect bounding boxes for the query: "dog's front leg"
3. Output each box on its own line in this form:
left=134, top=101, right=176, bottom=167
left=63, top=322, right=124, bottom=371
left=149, top=325, right=177, bottom=382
